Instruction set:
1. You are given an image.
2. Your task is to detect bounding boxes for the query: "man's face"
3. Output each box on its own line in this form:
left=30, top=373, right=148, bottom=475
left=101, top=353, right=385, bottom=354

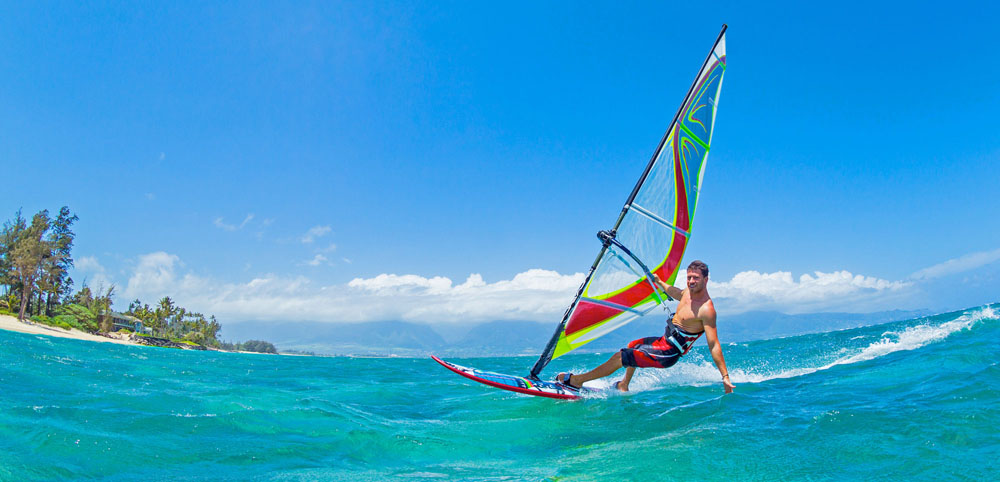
left=687, top=271, right=707, bottom=293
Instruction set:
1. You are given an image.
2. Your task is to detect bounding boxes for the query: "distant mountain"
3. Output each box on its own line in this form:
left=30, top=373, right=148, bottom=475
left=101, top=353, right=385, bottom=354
left=448, top=321, right=557, bottom=356
left=221, top=308, right=933, bottom=357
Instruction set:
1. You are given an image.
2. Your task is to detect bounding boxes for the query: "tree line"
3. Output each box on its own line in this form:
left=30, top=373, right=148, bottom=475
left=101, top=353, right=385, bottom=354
left=124, top=295, right=223, bottom=346
left=0, top=207, right=77, bottom=321
left=0, top=207, right=275, bottom=354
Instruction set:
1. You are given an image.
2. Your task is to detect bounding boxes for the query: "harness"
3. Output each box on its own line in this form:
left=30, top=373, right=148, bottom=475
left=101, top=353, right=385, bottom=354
left=664, top=312, right=704, bottom=355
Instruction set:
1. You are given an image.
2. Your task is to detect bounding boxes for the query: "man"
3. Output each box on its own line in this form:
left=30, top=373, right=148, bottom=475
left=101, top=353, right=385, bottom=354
left=556, top=260, right=735, bottom=394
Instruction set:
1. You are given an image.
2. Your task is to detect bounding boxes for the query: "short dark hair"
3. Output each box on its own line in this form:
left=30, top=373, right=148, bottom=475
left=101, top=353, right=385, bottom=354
left=687, top=260, right=708, bottom=277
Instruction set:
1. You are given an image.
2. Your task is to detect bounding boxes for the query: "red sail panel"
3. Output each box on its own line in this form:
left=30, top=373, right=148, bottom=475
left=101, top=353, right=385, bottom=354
left=563, top=300, right=625, bottom=336
left=654, top=231, right=689, bottom=283
left=564, top=230, right=688, bottom=337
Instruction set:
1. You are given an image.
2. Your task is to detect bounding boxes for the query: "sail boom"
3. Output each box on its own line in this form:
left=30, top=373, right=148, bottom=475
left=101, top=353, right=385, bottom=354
left=579, top=296, right=646, bottom=316
left=628, top=203, right=690, bottom=238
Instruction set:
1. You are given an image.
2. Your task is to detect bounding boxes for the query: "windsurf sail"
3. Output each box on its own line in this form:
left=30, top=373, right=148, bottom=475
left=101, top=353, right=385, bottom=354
left=530, top=25, right=728, bottom=378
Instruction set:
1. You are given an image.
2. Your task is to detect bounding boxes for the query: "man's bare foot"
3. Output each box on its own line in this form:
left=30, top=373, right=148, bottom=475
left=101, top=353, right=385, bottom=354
left=614, top=380, right=629, bottom=392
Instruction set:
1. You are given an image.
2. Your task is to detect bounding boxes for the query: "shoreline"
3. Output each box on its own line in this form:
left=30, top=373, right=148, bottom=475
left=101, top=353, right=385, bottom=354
left=0, top=313, right=139, bottom=346
left=0, top=313, right=280, bottom=355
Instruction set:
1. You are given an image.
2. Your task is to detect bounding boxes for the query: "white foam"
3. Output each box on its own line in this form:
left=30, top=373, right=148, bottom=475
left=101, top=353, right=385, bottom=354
left=816, top=305, right=994, bottom=372
left=631, top=306, right=996, bottom=389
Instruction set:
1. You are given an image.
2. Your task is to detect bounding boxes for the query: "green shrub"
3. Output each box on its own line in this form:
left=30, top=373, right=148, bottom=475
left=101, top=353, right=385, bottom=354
left=54, top=304, right=98, bottom=332
left=53, top=314, right=74, bottom=324
left=1, top=295, right=16, bottom=314
left=30, top=314, right=54, bottom=325
left=30, top=314, right=78, bottom=331
left=53, top=314, right=82, bottom=330
left=239, top=340, right=278, bottom=354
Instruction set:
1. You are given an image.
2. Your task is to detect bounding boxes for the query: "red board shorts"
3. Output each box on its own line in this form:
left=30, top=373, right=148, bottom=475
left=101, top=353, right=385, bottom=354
left=620, top=322, right=703, bottom=369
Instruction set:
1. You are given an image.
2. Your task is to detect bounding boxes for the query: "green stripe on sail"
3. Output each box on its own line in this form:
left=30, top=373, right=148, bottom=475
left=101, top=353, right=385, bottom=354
left=678, top=121, right=711, bottom=150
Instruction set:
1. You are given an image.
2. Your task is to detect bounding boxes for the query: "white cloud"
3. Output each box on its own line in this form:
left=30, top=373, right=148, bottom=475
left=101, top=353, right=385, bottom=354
left=117, top=253, right=584, bottom=324
left=910, top=247, right=1000, bottom=281
left=124, top=252, right=187, bottom=300
left=348, top=273, right=454, bottom=294
left=254, top=219, right=275, bottom=240
left=76, top=256, right=103, bottom=272
left=709, top=269, right=910, bottom=314
left=109, top=251, right=999, bottom=324
left=75, top=255, right=113, bottom=291
left=301, top=225, right=331, bottom=244
left=305, top=254, right=329, bottom=267
left=214, top=214, right=255, bottom=231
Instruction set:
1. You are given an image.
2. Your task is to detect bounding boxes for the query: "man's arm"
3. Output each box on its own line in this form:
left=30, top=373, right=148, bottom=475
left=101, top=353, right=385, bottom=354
left=702, top=307, right=735, bottom=394
left=650, top=274, right=683, bottom=300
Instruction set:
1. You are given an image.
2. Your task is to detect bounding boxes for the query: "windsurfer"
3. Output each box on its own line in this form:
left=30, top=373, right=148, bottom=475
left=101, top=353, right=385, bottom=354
left=556, top=260, right=735, bottom=393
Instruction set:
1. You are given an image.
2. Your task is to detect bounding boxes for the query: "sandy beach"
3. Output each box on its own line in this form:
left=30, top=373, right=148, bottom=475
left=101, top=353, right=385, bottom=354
left=0, top=313, right=141, bottom=346
left=0, top=313, right=284, bottom=354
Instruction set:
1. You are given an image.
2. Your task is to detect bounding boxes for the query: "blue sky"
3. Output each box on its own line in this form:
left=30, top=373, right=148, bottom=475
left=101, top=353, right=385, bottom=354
left=3, top=1, right=998, bottom=325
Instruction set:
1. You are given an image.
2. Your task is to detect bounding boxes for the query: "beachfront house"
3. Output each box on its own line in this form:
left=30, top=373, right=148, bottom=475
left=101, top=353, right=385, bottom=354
left=107, top=312, right=152, bottom=335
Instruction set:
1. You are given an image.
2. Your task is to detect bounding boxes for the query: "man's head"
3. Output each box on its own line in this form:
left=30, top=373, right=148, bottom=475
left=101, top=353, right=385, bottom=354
left=686, top=260, right=709, bottom=293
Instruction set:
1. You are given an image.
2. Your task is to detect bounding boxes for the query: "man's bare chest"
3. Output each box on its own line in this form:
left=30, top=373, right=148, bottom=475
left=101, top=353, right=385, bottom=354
left=673, top=300, right=705, bottom=332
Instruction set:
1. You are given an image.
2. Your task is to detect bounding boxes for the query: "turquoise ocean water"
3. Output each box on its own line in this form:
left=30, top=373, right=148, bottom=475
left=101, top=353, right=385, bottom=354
left=1, top=304, right=998, bottom=481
